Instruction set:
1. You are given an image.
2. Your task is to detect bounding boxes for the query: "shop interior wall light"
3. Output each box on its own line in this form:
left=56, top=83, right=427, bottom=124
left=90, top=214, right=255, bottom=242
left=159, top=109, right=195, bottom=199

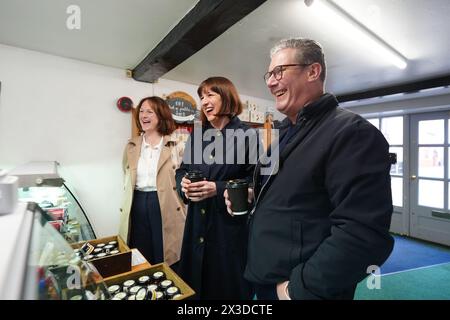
left=305, top=0, right=408, bottom=69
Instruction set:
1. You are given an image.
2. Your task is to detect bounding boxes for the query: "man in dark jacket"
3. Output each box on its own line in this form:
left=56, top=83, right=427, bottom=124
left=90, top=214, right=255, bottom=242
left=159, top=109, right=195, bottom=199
left=225, top=38, right=394, bottom=299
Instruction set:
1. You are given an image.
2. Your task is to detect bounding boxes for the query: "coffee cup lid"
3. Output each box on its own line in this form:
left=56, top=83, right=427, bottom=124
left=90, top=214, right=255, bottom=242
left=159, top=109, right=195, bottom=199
left=185, top=170, right=203, bottom=176
left=226, top=179, right=248, bottom=188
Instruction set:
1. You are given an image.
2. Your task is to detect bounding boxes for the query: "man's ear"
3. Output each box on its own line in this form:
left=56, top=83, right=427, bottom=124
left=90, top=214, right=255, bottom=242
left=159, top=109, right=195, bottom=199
left=307, top=63, right=322, bottom=81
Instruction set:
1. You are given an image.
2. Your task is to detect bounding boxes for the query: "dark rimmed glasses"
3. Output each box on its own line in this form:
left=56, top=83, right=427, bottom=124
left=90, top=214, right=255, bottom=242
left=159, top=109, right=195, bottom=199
left=263, top=63, right=312, bottom=83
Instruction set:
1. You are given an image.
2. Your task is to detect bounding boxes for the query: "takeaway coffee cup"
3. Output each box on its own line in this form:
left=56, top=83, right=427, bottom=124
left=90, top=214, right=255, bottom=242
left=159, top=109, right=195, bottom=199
left=226, top=179, right=249, bottom=215
left=185, top=170, right=204, bottom=183
left=184, top=170, right=204, bottom=201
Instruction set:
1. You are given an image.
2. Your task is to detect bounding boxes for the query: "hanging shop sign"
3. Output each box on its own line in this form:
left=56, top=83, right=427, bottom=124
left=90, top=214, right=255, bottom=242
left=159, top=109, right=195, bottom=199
left=165, top=91, right=198, bottom=123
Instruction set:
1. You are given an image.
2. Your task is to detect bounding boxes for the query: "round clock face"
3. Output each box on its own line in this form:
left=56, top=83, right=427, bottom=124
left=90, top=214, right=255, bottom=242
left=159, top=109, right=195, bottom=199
left=166, top=91, right=198, bottom=123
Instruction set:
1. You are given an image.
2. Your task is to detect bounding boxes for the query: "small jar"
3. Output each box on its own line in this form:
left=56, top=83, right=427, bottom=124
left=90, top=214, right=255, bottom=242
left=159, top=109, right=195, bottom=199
left=147, top=284, right=158, bottom=293
left=95, top=253, right=107, bottom=259
left=135, top=287, right=148, bottom=300
left=93, top=248, right=103, bottom=254
left=108, top=240, right=118, bottom=247
left=96, top=243, right=106, bottom=249
left=159, top=279, right=173, bottom=291
left=104, top=244, right=115, bottom=253
left=165, top=286, right=180, bottom=299
left=172, top=293, right=183, bottom=300
left=109, top=249, right=120, bottom=255
left=151, top=271, right=166, bottom=284
left=112, top=292, right=127, bottom=300
left=127, top=295, right=136, bottom=300
left=129, top=285, right=141, bottom=296
left=138, top=275, right=150, bottom=286
left=123, top=280, right=136, bottom=293
left=107, top=285, right=121, bottom=296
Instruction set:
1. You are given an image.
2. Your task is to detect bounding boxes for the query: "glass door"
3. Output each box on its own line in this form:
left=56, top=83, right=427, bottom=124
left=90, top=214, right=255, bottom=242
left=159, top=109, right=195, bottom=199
left=367, top=116, right=408, bottom=235
left=410, top=112, right=450, bottom=246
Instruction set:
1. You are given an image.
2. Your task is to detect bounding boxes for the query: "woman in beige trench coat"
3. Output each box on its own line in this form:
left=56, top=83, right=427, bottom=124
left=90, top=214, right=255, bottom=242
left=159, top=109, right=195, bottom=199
left=119, top=96, right=186, bottom=266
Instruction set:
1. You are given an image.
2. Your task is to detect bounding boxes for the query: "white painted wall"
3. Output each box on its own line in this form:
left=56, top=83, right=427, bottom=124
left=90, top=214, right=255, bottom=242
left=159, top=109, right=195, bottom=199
left=0, top=44, right=275, bottom=237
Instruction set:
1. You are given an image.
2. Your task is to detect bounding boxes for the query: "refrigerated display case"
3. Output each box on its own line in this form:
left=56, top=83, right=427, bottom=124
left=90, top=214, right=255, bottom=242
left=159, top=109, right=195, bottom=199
left=0, top=201, right=109, bottom=300
left=9, top=161, right=96, bottom=243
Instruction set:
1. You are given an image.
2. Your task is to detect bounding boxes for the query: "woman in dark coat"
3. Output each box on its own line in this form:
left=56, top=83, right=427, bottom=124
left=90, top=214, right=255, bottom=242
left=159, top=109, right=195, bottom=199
left=176, top=76, right=255, bottom=300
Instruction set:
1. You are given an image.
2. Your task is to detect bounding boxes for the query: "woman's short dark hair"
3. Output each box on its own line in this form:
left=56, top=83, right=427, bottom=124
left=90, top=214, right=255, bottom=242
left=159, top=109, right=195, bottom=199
left=135, top=96, right=176, bottom=135
left=197, top=76, right=243, bottom=124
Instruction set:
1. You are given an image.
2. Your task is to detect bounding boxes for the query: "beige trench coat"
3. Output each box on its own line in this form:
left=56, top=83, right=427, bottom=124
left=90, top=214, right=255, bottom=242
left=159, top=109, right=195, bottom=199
left=118, top=134, right=186, bottom=266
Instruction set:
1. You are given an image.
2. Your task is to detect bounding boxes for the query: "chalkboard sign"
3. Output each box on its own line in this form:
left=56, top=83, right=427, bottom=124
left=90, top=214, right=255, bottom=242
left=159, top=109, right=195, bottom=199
left=166, top=91, right=198, bottom=123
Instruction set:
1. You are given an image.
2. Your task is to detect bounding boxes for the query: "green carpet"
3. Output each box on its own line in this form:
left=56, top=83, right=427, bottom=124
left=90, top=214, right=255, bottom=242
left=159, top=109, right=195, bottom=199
left=355, top=262, right=450, bottom=300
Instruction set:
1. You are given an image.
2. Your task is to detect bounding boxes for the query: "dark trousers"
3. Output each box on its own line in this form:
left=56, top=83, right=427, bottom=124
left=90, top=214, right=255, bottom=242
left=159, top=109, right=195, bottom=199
left=129, top=190, right=163, bottom=264
left=254, top=283, right=278, bottom=300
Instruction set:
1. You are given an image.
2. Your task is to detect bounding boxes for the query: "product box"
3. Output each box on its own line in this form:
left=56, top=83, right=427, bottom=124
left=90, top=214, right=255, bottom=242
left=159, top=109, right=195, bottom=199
left=72, top=235, right=132, bottom=278
left=49, top=220, right=63, bottom=232
left=247, top=102, right=258, bottom=113
left=250, top=110, right=265, bottom=124
left=46, top=207, right=66, bottom=221
left=103, top=262, right=195, bottom=300
left=238, top=109, right=250, bottom=122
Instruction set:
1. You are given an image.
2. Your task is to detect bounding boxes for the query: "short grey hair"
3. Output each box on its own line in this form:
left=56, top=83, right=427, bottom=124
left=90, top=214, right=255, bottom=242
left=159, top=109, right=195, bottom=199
left=270, top=38, right=326, bottom=82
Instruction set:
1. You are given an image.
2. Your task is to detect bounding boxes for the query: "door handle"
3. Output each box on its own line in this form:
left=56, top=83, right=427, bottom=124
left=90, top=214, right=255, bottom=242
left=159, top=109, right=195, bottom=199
left=410, top=175, right=417, bottom=180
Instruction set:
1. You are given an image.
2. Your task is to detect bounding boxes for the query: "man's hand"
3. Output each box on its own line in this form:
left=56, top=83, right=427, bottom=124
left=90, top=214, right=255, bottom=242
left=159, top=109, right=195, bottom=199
left=224, top=188, right=254, bottom=216
left=276, top=281, right=291, bottom=300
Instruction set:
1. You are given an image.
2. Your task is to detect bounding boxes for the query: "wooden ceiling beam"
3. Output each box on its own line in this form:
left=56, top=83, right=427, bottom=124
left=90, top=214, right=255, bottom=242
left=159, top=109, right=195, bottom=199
left=132, top=0, right=267, bottom=83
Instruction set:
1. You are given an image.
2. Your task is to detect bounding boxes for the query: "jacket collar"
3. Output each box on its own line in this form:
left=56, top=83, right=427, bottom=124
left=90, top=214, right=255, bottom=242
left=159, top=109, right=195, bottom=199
left=204, top=115, right=242, bottom=131
left=128, top=133, right=177, bottom=147
left=298, top=93, right=338, bottom=121
left=276, top=93, right=338, bottom=129
left=127, top=133, right=178, bottom=173
left=157, top=135, right=177, bottom=174
left=128, top=134, right=142, bottom=147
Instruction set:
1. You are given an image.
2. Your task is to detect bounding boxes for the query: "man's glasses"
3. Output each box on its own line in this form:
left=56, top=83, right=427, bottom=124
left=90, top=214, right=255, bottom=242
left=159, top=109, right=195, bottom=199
left=263, top=63, right=312, bottom=83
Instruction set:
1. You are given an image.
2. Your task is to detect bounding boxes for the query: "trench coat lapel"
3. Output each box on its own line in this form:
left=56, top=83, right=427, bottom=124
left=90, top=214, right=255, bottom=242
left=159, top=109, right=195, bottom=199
left=127, top=135, right=142, bottom=171
left=157, top=135, right=176, bottom=174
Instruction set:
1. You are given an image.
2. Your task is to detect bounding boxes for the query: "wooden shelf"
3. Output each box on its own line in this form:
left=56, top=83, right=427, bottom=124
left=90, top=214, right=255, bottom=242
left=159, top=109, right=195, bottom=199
left=242, top=121, right=264, bottom=128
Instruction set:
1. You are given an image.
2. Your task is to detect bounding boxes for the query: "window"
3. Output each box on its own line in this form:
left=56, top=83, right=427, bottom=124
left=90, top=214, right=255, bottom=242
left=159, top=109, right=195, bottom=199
left=367, top=116, right=404, bottom=207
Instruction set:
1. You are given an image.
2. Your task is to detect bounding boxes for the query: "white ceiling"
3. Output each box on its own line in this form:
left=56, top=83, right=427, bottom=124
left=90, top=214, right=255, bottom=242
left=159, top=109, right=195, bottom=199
left=0, top=0, right=198, bottom=69
left=1, top=0, right=450, bottom=101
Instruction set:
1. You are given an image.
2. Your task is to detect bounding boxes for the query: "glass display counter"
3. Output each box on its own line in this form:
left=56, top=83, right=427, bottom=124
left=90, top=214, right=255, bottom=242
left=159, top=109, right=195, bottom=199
left=9, top=161, right=96, bottom=243
left=0, top=202, right=109, bottom=300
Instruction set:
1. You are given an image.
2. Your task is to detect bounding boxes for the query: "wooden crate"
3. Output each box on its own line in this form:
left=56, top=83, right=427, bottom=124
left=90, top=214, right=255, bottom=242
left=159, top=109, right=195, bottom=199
left=72, top=235, right=132, bottom=278
left=104, top=262, right=195, bottom=300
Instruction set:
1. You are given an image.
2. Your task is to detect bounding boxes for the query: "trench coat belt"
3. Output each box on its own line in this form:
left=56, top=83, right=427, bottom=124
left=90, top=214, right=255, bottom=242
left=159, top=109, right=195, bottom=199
left=135, top=186, right=157, bottom=192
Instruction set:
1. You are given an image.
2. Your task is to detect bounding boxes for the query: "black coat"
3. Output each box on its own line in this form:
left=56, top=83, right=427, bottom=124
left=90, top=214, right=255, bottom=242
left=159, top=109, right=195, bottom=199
left=176, top=116, right=255, bottom=299
left=245, top=93, right=394, bottom=299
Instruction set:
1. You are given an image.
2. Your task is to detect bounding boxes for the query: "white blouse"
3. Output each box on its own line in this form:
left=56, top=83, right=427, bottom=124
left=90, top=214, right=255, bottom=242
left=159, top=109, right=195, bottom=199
left=135, top=136, right=163, bottom=191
